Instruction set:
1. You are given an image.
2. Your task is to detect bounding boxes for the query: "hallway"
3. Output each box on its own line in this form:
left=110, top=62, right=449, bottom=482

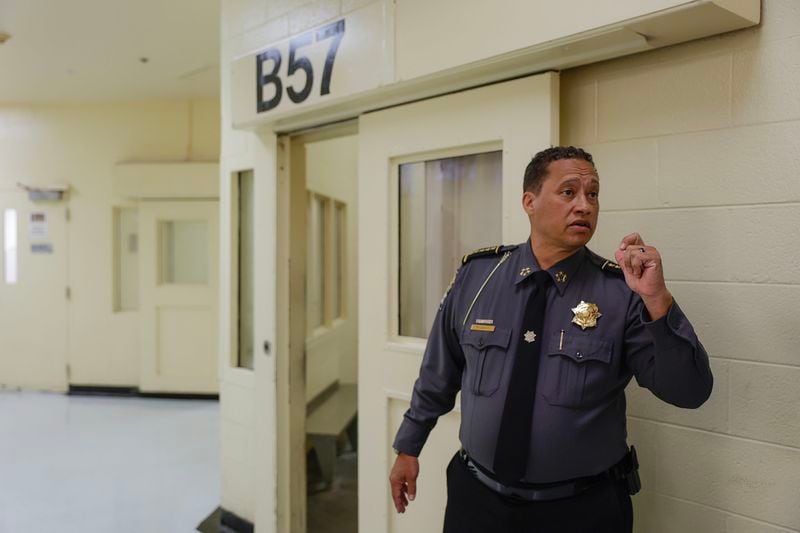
left=0, top=391, right=219, bottom=532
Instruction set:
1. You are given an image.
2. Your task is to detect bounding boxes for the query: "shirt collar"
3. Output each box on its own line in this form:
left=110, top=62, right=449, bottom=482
left=514, top=238, right=586, bottom=295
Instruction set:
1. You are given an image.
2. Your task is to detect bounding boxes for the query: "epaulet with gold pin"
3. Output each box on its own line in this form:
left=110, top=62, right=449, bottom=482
left=461, top=244, right=518, bottom=265
left=586, top=248, right=624, bottom=277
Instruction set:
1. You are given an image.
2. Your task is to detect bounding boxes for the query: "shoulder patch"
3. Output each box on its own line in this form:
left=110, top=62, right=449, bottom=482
left=461, top=244, right=518, bottom=265
left=585, top=248, right=624, bottom=277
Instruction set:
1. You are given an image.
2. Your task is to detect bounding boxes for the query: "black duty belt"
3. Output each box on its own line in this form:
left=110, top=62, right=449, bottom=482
left=459, top=446, right=640, bottom=502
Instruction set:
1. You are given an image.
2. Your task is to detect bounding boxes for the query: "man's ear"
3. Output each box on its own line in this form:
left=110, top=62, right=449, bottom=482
left=522, top=190, right=537, bottom=217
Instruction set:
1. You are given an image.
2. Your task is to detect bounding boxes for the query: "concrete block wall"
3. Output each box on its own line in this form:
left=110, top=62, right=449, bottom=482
left=560, top=1, right=800, bottom=531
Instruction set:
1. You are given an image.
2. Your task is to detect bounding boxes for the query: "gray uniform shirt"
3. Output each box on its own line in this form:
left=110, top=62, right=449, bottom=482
left=393, top=240, right=713, bottom=483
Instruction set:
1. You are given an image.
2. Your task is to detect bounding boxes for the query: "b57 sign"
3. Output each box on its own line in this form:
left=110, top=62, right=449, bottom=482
left=231, top=4, right=387, bottom=126
left=257, top=19, right=345, bottom=113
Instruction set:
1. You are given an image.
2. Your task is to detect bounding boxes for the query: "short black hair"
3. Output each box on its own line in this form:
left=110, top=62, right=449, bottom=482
left=523, top=146, right=595, bottom=193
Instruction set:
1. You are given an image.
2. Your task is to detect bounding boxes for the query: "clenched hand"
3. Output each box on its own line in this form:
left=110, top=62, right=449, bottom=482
left=615, top=232, right=673, bottom=320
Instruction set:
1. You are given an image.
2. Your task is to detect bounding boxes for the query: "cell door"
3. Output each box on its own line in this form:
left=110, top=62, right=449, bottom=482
left=0, top=190, right=68, bottom=391
left=138, top=200, right=219, bottom=394
left=357, top=74, right=559, bottom=532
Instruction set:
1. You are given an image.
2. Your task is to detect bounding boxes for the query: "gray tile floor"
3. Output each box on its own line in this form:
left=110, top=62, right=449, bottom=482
left=0, top=391, right=220, bottom=533
left=307, top=450, right=358, bottom=533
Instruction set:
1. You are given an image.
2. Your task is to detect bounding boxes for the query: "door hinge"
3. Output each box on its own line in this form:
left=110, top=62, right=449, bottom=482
left=66, top=286, right=71, bottom=300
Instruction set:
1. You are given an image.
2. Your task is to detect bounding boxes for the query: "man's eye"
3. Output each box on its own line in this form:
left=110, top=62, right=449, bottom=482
left=589, top=191, right=599, bottom=199
left=561, top=190, right=574, bottom=197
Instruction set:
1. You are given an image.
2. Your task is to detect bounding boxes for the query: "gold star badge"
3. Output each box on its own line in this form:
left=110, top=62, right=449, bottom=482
left=523, top=330, right=537, bottom=343
left=555, top=271, right=568, bottom=283
left=571, top=301, right=602, bottom=330
left=520, top=267, right=532, bottom=277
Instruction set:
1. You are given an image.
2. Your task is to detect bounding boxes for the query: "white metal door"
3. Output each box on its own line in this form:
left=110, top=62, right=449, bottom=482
left=358, top=74, right=559, bottom=532
left=0, top=190, right=68, bottom=391
left=139, top=200, right=219, bottom=393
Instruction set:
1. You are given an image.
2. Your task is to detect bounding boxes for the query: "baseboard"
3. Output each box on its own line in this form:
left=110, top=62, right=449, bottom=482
left=68, top=385, right=137, bottom=396
left=197, top=506, right=254, bottom=533
left=69, top=384, right=218, bottom=401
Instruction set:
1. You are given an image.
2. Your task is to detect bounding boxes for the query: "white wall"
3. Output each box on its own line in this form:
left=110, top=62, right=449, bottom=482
left=561, top=1, right=800, bottom=530
left=304, top=133, right=358, bottom=389
left=0, top=99, right=220, bottom=389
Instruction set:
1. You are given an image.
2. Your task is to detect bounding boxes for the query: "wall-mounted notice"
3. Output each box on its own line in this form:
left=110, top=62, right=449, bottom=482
left=29, top=212, right=48, bottom=240
left=31, top=243, right=53, bottom=254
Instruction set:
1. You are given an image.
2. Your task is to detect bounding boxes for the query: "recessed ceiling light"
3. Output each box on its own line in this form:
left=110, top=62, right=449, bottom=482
left=139, top=57, right=149, bottom=63
left=0, top=33, right=11, bottom=44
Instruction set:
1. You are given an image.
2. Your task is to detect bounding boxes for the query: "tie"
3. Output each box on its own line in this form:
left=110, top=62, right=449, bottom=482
left=493, top=270, right=550, bottom=484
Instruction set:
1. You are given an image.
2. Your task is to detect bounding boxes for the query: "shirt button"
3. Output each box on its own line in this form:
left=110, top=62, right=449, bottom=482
left=576, top=351, right=583, bottom=359
left=478, top=339, right=484, bottom=347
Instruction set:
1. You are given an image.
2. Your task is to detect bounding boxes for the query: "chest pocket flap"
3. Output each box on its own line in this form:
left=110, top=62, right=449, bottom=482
left=547, top=333, right=613, bottom=364
left=461, top=327, right=512, bottom=350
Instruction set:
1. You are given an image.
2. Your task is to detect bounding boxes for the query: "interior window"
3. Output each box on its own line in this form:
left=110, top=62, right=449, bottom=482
left=398, top=150, right=502, bottom=338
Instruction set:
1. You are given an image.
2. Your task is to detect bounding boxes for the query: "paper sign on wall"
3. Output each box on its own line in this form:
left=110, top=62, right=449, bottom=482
left=29, top=212, right=48, bottom=240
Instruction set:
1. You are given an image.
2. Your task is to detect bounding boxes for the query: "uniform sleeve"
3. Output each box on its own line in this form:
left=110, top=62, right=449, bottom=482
left=623, top=294, right=713, bottom=409
left=391, top=266, right=467, bottom=457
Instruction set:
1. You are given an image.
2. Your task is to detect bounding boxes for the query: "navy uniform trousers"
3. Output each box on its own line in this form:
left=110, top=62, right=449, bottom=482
left=443, top=452, right=633, bottom=533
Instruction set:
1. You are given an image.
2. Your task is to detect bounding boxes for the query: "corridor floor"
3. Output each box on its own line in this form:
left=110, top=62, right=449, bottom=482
left=0, top=390, right=220, bottom=533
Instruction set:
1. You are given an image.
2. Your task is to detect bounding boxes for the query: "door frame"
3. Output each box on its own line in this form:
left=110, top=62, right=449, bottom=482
left=276, top=120, right=359, bottom=533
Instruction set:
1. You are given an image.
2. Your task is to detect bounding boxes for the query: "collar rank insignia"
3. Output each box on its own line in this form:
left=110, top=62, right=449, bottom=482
left=571, top=301, right=602, bottom=330
left=555, top=271, right=568, bottom=283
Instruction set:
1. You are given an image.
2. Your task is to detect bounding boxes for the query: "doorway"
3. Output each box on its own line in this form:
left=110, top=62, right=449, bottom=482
left=277, top=122, right=359, bottom=532
left=0, top=189, right=68, bottom=390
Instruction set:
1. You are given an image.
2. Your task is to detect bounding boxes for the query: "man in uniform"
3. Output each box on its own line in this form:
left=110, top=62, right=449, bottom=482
left=389, top=146, right=713, bottom=532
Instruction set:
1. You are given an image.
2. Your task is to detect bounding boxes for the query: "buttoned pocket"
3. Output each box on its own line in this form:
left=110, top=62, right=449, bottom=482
left=541, top=333, right=614, bottom=407
left=460, top=327, right=512, bottom=397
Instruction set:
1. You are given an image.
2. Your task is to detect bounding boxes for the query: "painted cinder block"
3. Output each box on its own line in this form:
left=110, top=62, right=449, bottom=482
left=669, top=283, right=800, bottom=367
left=341, top=0, right=375, bottom=14
left=628, top=417, right=659, bottom=491
left=584, top=138, right=660, bottom=211
left=626, top=357, right=728, bottom=433
left=730, top=361, right=800, bottom=449
left=222, top=0, right=269, bottom=39
left=560, top=76, right=596, bottom=146
left=733, top=36, right=800, bottom=126
left=220, top=381, right=255, bottom=426
left=597, top=53, right=732, bottom=142
left=288, top=0, right=341, bottom=35
left=593, top=204, right=800, bottom=284
left=658, top=120, right=800, bottom=207
left=647, top=494, right=728, bottom=533
left=655, top=426, right=800, bottom=530
left=234, top=17, right=291, bottom=58
left=266, top=0, right=314, bottom=21
left=592, top=208, right=734, bottom=283
left=726, top=514, right=799, bottom=533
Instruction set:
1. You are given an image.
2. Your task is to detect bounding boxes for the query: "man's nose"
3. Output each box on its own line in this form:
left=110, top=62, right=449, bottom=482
left=575, top=193, right=593, bottom=214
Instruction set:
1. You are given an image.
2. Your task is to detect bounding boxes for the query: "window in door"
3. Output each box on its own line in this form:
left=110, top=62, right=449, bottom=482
left=398, top=150, right=503, bottom=338
left=237, top=170, right=255, bottom=370
left=158, top=220, right=209, bottom=285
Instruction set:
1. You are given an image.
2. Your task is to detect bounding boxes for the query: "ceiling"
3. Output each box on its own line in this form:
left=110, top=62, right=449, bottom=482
left=0, top=0, right=220, bottom=103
